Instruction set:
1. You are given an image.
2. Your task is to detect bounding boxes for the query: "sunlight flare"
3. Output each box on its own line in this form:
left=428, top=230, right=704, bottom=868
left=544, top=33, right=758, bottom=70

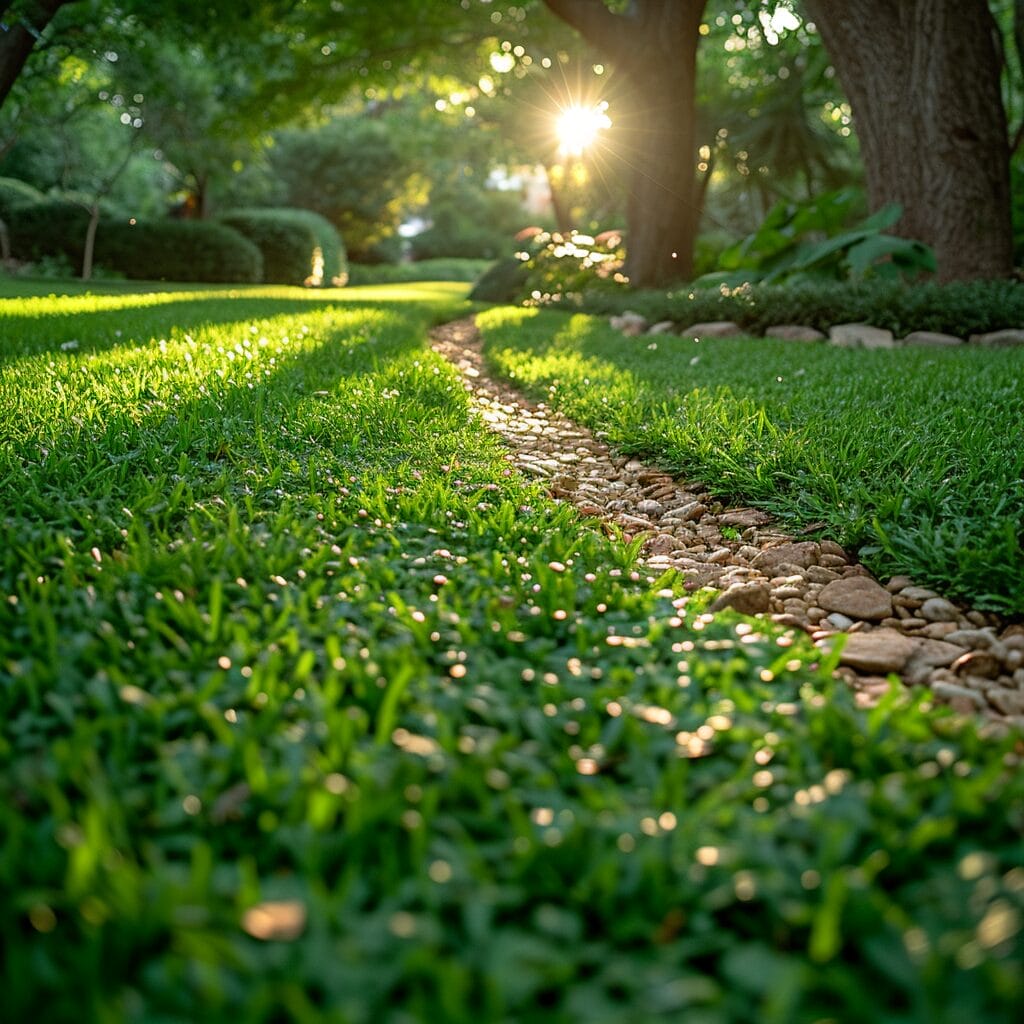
left=556, top=102, right=611, bottom=157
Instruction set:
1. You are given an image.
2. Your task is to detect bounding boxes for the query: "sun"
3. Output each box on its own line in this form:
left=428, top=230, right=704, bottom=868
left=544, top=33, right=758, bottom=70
left=556, top=102, right=611, bottom=157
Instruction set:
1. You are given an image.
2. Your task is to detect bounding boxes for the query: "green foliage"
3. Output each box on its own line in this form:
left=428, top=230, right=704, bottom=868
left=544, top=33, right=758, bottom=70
left=261, top=115, right=425, bottom=263
left=0, top=282, right=1021, bottom=1021
left=696, top=188, right=936, bottom=287
left=577, top=277, right=1024, bottom=339
left=6, top=198, right=94, bottom=265
left=219, top=208, right=330, bottom=286
left=468, top=256, right=529, bottom=302
left=98, top=221, right=264, bottom=284
left=7, top=200, right=262, bottom=283
left=282, top=207, right=348, bottom=285
left=517, top=228, right=629, bottom=304
left=478, top=306, right=1024, bottom=611
left=411, top=180, right=530, bottom=261
left=347, top=257, right=493, bottom=286
left=0, top=175, right=44, bottom=221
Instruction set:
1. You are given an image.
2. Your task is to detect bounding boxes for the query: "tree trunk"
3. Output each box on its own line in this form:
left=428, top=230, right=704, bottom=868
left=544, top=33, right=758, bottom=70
left=81, top=202, right=99, bottom=281
left=0, top=0, right=77, bottom=111
left=805, top=0, right=1013, bottom=281
left=544, top=162, right=573, bottom=233
left=542, top=0, right=707, bottom=287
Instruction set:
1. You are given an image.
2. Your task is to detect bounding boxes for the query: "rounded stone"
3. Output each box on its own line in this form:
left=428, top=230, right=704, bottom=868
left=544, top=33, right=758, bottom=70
left=920, top=597, right=960, bottom=622
left=817, top=577, right=893, bottom=620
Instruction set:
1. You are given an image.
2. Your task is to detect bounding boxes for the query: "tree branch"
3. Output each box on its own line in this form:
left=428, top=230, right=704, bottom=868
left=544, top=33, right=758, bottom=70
left=540, top=0, right=636, bottom=62
left=0, top=0, right=79, bottom=110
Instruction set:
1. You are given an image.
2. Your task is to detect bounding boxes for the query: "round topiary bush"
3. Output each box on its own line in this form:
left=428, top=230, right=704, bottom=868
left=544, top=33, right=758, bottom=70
left=220, top=207, right=347, bottom=286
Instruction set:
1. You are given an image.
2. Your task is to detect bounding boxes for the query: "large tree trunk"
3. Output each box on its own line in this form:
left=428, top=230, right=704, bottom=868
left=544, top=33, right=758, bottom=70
left=542, top=0, right=706, bottom=287
left=805, top=0, right=1013, bottom=281
left=0, top=0, right=77, bottom=110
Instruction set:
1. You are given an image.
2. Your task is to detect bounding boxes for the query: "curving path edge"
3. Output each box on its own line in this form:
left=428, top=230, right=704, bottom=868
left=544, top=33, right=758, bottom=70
left=431, top=317, right=1024, bottom=729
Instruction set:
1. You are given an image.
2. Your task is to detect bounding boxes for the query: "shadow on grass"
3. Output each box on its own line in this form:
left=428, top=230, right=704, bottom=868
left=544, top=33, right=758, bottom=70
left=0, top=311, right=450, bottom=546
left=0, top=284, right=468, bottom=363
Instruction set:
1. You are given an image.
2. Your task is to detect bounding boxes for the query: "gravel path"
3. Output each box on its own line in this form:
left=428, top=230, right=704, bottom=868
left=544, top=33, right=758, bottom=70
left=431, top=317, right=1024, bottom=729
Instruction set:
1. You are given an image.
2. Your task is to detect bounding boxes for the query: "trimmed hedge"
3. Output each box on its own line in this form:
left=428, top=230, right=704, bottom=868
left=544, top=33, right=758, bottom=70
left=283, top=208, right=347, bottom=285
left=571, top=279, right=1024, bottom=338
left=99, top=221, right=263, bottom=284
left=219, top=208, right=346, bottom=286
left=6, top=199, right=263, bottom=283
left=7, top=199, right=92, bottom=265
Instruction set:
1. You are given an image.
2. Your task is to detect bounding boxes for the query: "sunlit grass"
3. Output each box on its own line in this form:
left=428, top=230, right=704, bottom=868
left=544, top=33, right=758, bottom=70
left=0, top=282, right=1021, bottom=1021
left=477, top=306, right=1024, bottom=613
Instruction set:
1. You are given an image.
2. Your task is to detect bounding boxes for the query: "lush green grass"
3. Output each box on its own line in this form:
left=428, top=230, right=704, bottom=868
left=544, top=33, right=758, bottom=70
left=477, top=307, right=1024, bottom=614
left=1, top=283, right=1022, bottom=1022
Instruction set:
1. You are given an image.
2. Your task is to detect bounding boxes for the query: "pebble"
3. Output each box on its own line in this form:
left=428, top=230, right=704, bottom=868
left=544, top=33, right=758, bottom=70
left=920, top=597, right=960, bottom=622
left=432, top=317, right=1024, bottom=723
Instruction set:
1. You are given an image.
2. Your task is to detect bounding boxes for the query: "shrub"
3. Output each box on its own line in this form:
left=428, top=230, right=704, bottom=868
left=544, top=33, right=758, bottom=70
left=348, top=258, right=493, bottom=286
left=8, top=202, right=263, bottom=283
left=696, top=187, right=937, bottom=287
left=0, top=176, right=44, bottom=223
left=285, top=208, right=347, bottom=285
left=6, top=198, right=94, bottom=265
left=410, top=183, right=528, bottom=261
left=467, top=257, right=529, bottom=303
left=220, top=207, right=346, bottom=286
left=97, top=221, right=263, bottom=283
left=575, top=278, right=1024, bottom=337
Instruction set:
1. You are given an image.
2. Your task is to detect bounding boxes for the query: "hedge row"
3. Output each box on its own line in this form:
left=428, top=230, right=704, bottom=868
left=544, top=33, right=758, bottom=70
left=570, top=279, right=1024, bottom=338
left=5, top=195, right=348, bottom=286
left=6, top=200, right=261, bottom=283
left=219, top=207, right=347, bottom=286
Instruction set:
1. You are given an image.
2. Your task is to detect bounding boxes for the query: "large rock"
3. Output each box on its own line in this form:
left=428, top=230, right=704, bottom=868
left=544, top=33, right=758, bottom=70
left=679, top=321, right=744, bottom=340
left=822, top=629, right=968, bottom=677
left=902, top=638, right=968, bottom=684
left=829, top=323, right=895, bottom=349
left=764, top=324, right=826, bottom=342
left=920, top=597, right=959, bottom=622
left=647, top=320, right=677, bottom=336
left=752, top=541, right=821, bottom=571
left=710, top=583, right=771, bottom=616
left=611, top=311, right=648, bottom=336
left=817, top=577, right=893, bottom=620
left=902, top=330, right=964, bottom=347
left=829, top=629, right=916, bottom=673
left=968, top=328, right=1024, bottom=347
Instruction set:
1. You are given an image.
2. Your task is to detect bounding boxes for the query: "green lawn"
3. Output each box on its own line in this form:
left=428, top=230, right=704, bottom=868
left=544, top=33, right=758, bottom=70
left=477, top=306, right=1024, bottom=613
left=1, top=281, right=1022, bottom=1022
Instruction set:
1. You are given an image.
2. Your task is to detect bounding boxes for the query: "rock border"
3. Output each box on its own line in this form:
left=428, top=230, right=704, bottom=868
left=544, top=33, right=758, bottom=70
left=431, top=318, right=1024, bottom=727
left=608, top=312, right=1024, bottom=349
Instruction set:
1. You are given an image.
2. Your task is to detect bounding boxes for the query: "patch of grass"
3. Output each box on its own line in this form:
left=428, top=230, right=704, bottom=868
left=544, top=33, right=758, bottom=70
left=1, top=283, right=1022, bottom=1022
left=476, top=307, right=1024, bottom=613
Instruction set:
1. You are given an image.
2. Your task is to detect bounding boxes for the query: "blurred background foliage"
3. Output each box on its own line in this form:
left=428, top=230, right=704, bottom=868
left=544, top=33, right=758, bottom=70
left=0, top=0, right=1021, bottom=281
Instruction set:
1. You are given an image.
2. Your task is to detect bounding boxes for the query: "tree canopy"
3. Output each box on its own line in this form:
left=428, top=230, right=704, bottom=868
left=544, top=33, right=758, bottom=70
left=1, top=0, right=1020, bottom=283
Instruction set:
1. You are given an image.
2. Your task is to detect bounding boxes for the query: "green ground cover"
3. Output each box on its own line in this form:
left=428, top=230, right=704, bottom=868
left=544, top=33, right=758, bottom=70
left=477, top=307, right=1024, bottom=614
left=1, top=282, right=1022, bottom=1022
